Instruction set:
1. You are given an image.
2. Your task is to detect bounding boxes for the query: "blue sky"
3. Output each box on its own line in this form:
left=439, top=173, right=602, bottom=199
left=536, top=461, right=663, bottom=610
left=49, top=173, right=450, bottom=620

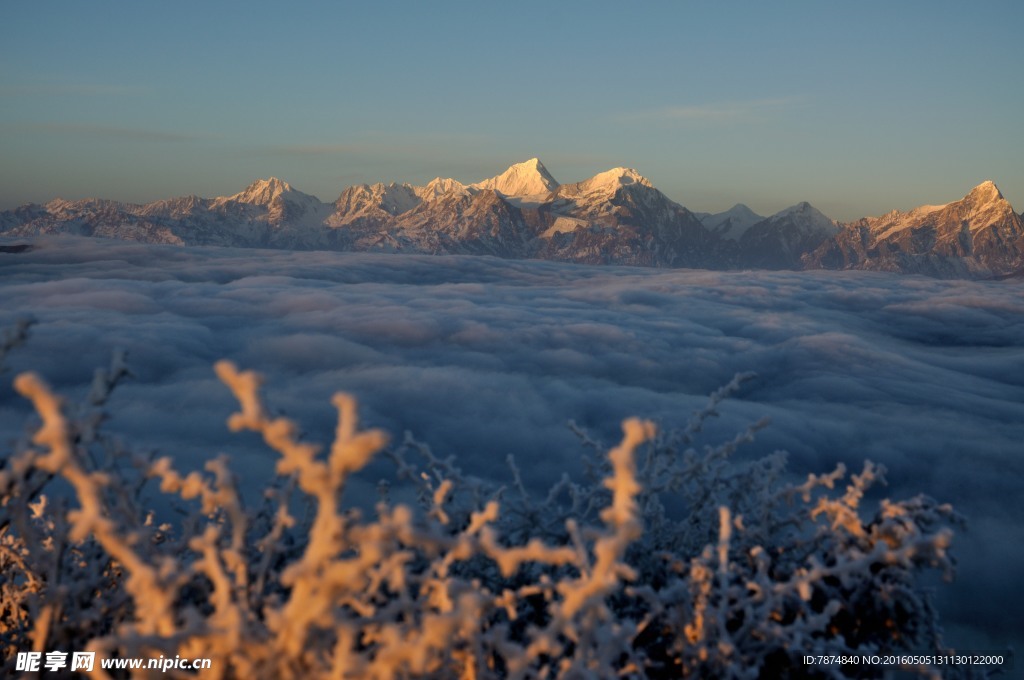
left=2, top=1, right=1022, bottom=220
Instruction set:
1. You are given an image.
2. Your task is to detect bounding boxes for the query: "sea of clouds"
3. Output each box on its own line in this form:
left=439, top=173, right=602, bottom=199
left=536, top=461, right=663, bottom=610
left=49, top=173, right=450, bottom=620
left=2, top=235, right=1022, bottom=652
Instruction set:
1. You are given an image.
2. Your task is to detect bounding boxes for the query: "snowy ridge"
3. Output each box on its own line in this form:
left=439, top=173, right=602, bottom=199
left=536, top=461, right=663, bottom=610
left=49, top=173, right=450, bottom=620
left=139, top=195, right=209, bottom=218
left=415, top=177, right=472, bottom=202
left=217, top=178, right=300, bottom=206
left=858, top=181, right=1006, bottom=241
left=2, top=168, right=1021, bottom=278
left=329, top=182, right=420, bottom=227
left=804, top=180, right=1024, bottom=277
left=555, top=167, right=652, bottom=201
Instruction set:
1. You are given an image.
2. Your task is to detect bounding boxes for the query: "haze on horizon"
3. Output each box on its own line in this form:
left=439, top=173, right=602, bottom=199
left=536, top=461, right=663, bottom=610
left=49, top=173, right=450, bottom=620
left=1, top=1, right=1022, bottom=221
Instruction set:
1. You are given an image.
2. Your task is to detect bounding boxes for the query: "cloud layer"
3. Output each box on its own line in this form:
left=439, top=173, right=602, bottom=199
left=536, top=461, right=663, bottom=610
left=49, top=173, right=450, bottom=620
left=1, top=236, right=1022, bottom=650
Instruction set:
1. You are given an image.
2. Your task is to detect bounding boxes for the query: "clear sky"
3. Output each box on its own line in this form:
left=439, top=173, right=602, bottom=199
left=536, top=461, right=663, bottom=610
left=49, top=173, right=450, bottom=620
left=2, top=0, right=1022, bottom=220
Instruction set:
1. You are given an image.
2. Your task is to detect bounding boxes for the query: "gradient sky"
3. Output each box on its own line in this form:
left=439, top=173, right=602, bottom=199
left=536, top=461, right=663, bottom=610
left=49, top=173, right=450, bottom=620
left=2, top=0, right=1022, bottom=220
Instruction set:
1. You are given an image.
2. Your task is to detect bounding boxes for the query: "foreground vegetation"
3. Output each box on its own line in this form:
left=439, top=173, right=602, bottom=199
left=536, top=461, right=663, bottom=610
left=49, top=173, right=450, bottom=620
left=0, top=321, right=972, bottom=678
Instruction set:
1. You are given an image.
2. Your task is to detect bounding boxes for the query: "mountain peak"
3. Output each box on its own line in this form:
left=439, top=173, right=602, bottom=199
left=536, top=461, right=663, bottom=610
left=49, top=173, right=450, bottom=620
left=966, top=180, right=1004, bottom=204
left=765, top=201, right=838, bottom=235
left=592, top=167, right=653, bottom=188
left=250, top=177, right=292, bottom=193
left=774, top=201, right=819, bottom=217
left=472, top=159, right=559, bottom=196
left=700, top=203, right=764, bottom=240
left=553, top=167, right=658, bottom=204
left=229, top=177, right=297, bottom=205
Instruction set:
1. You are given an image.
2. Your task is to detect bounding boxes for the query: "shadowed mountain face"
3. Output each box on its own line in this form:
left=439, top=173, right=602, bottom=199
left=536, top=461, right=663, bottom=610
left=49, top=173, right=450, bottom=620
left=737, top=202, right=838, bottom=270
left=698, top=204, right=764, bottom=241
left=2, top=163, right=1021, bottom=278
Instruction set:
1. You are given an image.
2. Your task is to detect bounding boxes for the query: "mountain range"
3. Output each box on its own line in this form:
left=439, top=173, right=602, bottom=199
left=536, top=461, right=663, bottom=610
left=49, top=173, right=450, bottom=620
left=2, top=159, right=1022, bottom=278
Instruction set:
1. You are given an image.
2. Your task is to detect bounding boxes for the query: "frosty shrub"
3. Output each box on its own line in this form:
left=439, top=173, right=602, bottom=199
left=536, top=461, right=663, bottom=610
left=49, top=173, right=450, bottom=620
left=0, top=325, right=975, bottom=679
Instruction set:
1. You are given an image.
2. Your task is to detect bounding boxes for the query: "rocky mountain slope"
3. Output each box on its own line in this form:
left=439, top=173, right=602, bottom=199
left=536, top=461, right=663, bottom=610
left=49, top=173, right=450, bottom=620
left=2, top=162, right=1020, bottom=278
left=804, top=181, right=1024, bottom=277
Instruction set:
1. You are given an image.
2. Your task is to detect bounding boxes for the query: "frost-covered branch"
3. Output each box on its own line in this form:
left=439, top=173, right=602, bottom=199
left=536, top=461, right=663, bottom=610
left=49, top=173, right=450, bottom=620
left=0, top=346, right=975, bottom=678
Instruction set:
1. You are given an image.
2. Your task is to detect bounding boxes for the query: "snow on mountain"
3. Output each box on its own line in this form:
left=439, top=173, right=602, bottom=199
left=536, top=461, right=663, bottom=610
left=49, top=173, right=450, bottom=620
left=0, top=203, right=47, bottom=232
left=852, top=181, right=1009, bottom=244
left=392, top=189, right=534, bottom=257
left=2, top=167, right=1020, bottom=279
left=537, top=167, right=725, bottom=267
left=554, top=167, right=652, bottom=202
left=2, top=197, right=185, bottom=244
left=699, top=203, right=764, bottom=241
left=210, top=178, right=331, bottom=235
left=43, top=197, right=142, bottom=217
left=138, top=195, right=211, bottom=219
left=547, top=167, right=665, bottom=224
left=215, top=178, right=300, bottom=206
left=328, top=182, right=421, bottom=228
left=414, top=177, right=472, bottom=202
left=471, top=158, right=559, bottom=197
left=804, top=181, right=1024, bottom=277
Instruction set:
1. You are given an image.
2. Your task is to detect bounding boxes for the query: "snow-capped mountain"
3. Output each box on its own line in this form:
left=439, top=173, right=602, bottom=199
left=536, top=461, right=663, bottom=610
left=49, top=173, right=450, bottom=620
left=1, top=178, right=336, bottom=248
left=536, top=167, right=723, bottom=267
left=214, top=177, right=300, bottom=206
left=804, top=181, right=1024, bottom=277
left=392, top=189, right=534, bottom=257
left=5, top=197, right=188, bottom=245
left=737, top=202, right=839, bottom=269
left=470, top=158, right=559, bottom=197
left=206, top=177, right=330, bottom=231
left=2, top=164, right=1020, bottom=278
left=329, top=182, right=421, bottom=229
left=548, top=168, right=651, bottom=218
left=698, top=204, right=764, bottom=241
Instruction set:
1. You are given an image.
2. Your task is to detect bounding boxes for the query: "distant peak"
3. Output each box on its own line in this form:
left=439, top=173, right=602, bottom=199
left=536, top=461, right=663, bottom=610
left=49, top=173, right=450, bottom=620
left=700, top=203, right=764, bottom=240
left=771, top=201, right=836, bottom=225
left=763, top=201, right=838, bottom=236
left=720, top=203, right=762, bottom=219
left=776, top=201, right=815, bottom=216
